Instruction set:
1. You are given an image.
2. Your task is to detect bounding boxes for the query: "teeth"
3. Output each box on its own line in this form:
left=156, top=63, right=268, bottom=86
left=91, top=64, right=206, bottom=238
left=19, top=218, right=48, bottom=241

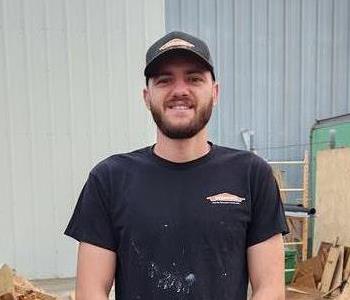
left=168, top=101, right=192, bottom=110
left=171, top=105, right=190, bottom=110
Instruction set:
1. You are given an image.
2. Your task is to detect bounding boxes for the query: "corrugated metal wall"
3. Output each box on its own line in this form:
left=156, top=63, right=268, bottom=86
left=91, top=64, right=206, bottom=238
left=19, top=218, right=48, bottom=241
left=165, top=0, right=350, bottom=161
left=0, top=0, right=164, bottom=278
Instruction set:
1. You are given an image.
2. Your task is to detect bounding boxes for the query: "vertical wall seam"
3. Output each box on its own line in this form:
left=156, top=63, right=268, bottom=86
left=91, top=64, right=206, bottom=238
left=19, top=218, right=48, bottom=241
left=124, top=0, right=131, bottom=149
left=330, top=0, right=335, bottom=115
left=105, top=0, right=112, bottom=151
left=43, top=0, right=58, bottom=276
left=347, top=0, right=350, bottom=111
left=63, top=0, right=75, bottom=206
left=266, top=0, right=271, bottom=159
left=215, top=0, right=221, bottom=143
left=283, top=0, right=287, bottom=157
left=141, top=0, right=147, bottom=141
left=250, top=0, right=254, bottom=133
left=315, top=0, right=320, bottom=117
left=21, top=0, right=36, bottom=275
left=299, top=0, right=303, bottom=146
left=143, top=0, right=147, bottom=61
left=231, top=0, right=235, bottom=146
left=179, top=0, right=182, bottom=31
left=84, top=0, right=94, bottom=165
left=196, top=0, right=200, bottom=34
left=1, top=0, right=16, bottom=267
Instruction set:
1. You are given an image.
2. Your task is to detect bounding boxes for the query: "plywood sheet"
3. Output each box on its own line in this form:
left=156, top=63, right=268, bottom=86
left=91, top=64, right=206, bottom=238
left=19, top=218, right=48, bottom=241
left=314, top=148, right=350, bottom=255
left=319, top=246, right=341, bottom=293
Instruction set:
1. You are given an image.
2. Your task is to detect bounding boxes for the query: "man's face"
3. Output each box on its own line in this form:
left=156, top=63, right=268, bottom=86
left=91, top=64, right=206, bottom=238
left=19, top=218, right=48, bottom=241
left=143, top=53, right=219, bottom=139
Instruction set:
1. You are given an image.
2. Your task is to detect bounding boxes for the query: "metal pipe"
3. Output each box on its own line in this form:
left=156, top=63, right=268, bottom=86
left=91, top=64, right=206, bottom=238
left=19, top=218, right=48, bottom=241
left=284, top=204, right=316, bottom=215
left=280, top=188, right=304, bottom=192
left=268, top=161, right=304, bottom=165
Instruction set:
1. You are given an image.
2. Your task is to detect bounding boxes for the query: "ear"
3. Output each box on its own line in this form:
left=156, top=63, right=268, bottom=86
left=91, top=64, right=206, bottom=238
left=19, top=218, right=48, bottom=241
left=143, top=88, right=151, bottom=110
left=212, top=82, right=219, bottom=106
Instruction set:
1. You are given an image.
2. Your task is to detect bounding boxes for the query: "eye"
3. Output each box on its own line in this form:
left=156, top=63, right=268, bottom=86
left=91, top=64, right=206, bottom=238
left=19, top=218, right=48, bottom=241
left=154, top=76, right=172, bottom=85
left=188, top=74, right=204, bottom=84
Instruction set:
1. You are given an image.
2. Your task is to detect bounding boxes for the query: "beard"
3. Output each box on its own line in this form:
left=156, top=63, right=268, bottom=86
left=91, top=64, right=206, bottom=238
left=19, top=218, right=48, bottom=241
left=150, top=97, right=214, bottom=139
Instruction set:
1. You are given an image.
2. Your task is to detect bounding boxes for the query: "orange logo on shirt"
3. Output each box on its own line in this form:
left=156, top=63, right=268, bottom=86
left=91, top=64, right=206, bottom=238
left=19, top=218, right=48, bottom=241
left=206, top=193, right=245, bottom=205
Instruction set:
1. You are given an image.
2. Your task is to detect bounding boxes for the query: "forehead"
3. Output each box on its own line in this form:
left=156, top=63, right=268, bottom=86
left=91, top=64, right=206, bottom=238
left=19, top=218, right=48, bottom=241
left=149, top=51, right=210, bottom=76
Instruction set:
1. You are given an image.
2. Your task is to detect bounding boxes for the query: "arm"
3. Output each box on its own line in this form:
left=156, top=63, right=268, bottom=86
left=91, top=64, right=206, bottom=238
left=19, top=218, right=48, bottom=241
left=247, top=233, right=285, bottom=300
left=76, top=242, right=116, bottom=300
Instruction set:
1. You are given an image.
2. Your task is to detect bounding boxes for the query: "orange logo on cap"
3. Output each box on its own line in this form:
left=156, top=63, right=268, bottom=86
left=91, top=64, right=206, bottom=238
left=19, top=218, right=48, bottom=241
left=159, top=38, right=195, bottom=51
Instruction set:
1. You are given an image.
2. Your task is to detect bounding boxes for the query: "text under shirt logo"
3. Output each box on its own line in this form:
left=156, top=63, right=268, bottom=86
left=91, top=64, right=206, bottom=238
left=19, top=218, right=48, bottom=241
left=206, top=193, right=246, bottom=205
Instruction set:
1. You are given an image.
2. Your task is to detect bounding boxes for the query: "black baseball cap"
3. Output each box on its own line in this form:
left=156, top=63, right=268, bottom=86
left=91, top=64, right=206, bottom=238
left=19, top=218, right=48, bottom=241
left=144, top=31, right=215, bottom=81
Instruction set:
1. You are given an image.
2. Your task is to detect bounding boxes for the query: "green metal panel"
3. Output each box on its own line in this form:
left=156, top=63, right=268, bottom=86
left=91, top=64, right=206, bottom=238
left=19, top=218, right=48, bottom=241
left=309, top=113, right=350, bottom=254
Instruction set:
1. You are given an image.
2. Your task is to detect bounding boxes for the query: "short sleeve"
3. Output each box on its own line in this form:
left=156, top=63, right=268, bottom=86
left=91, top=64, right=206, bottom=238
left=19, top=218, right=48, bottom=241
left=64, top=173, right=117, bottom=252
left=247, top=157, right=289, bottom=247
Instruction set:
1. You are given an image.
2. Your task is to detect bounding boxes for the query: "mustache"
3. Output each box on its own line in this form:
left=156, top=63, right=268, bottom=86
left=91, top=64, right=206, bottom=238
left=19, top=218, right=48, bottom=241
left=164, top=97, right=195, bottom=107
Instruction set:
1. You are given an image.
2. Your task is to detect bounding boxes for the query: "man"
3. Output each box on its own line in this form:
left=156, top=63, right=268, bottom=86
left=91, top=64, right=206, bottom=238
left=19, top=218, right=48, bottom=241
left=65, top=31, right=288, bottom=300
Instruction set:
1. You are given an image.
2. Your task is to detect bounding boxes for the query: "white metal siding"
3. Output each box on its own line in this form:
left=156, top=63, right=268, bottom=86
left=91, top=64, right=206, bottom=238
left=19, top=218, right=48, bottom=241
left=0, top=0, right=165, bottom=278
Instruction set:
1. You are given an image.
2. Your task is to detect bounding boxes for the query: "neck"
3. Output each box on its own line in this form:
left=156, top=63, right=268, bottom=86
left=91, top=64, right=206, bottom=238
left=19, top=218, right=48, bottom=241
left=153, top=128, right=211, bottom=163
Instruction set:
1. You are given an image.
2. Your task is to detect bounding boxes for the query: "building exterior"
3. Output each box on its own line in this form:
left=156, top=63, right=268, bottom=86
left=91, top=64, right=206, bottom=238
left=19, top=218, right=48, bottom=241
left=1, top=0, right=349, bottom=279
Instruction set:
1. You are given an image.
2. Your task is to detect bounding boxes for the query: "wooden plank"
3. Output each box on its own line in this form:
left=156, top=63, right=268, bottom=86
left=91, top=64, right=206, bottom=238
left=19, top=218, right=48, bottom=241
left=320, top=246, right=341, bottom=293
left=301, top=151, right=309, bottom=261
left=337, top=280, right=350, bottom=300
left=323, top=284, right=342, bottom=298
left=284, top=242, right=303, bottom=245
left=287, top=287, right=312, bottom=295
left=301, top=219, right=308, bottom=261
left=0, top=265, right=15, bottom=299
left=272, top=168, right=287, bottom=202
left=330, top=246, right=344, bottom=297
left=292, top=256, right=323, bottom=284
left=343, top=247, right=350, bottom=281
left=317, top=241, right=333, bottom=275
left=292, top=274, right=317, bottom=291
left=317, top=242, right=332, bottom=258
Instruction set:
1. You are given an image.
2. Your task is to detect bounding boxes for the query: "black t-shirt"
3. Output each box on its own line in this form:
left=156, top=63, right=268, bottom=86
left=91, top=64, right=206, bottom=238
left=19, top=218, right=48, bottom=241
left=65, top=144, right=288, bottom=300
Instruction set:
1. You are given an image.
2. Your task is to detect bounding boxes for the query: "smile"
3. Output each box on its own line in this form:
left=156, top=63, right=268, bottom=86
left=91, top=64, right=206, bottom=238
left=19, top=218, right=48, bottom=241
left=167, top=101, right=194, bottom=110
left=170, top=105, right=192, bottom=110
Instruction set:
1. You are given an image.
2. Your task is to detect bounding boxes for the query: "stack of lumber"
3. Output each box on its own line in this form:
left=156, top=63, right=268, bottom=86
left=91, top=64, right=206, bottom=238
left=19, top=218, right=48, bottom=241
left=0, top=265, right=58, bottom=300
left=288, top=242, right=350, bottom=299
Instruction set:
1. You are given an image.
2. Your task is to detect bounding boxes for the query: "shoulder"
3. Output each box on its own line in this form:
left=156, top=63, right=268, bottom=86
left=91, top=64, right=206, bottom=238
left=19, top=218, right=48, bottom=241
left=213, top=145, right=272, bottom=178
left=213, top=145, right=266, bottom=167
left=90, top=146, right=151, bottom=179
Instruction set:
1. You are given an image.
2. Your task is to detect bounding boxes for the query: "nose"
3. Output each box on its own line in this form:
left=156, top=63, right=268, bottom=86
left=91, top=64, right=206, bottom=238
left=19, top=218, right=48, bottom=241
left=171, top=78, right=190, bottom=98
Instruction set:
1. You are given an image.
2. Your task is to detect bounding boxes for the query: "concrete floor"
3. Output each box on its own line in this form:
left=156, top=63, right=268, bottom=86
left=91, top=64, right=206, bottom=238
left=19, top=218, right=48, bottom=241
left=30, top=278, right=75, bottom=300
left=30, top=278, right=116, bottom=300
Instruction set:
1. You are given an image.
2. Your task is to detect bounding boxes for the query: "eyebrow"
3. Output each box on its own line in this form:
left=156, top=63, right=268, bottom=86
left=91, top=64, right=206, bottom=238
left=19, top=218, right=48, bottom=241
left=153, top=72, right=172, bottom=78
left=186, top=69, right=207, bottom=75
